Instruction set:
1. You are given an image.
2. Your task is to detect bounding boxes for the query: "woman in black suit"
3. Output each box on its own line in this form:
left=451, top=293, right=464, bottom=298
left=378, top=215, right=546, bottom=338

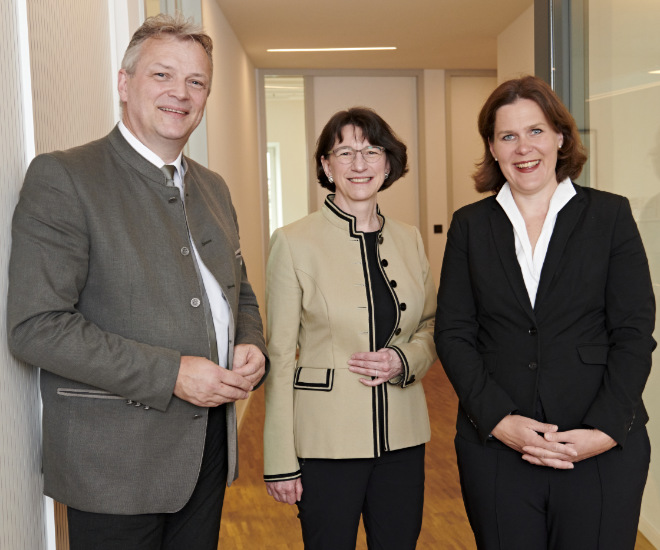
left=434, top=75, right=655, bottom=550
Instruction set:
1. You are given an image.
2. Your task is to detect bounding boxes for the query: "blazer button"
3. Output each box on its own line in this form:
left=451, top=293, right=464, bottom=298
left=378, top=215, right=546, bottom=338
left=191, top=297, right=201, bottom=308
left=529, top=327, right=538, bottom=335
left=390, top=280, right=397, bottom=288
left=394, top=328, right=402, bottom=335
left=193, top=414, right=202, bottom=419
left=381, top=259, right=388, bottom=267
left=400, top=303, right=407, bottom=311
left=181, top=247, right=190, bottom=256
left=528, top=362, right=538, bottom=370
left=168, top=196, right=178, bottom=203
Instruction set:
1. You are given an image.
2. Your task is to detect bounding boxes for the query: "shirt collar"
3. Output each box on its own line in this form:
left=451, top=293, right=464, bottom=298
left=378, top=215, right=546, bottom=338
left=496, top=177, right=576, bottom=214
left=118, top=121, right=184, bottom=177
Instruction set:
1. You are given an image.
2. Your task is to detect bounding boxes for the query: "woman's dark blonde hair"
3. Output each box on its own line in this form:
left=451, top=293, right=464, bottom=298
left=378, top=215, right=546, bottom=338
left=474, top=75, right=587, bottom=193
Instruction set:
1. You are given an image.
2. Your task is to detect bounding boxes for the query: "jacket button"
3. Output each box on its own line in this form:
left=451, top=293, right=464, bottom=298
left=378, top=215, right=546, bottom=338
left=529, top=327, right=537, bottom=335
left=168, top=196, right=178, bottom=203
left=193, top=414, right=202, bottom=419
left=181, top=247, right=190, bottom=256
left=390, top=280, right=397, bottom=288
left=381, top=259, right=388, bottom=267
left=191, top=297, right=201, bottom=308
left=394, top=328, right=402, bottom=335
left=400, top=303, right=407, bottom=311
left=528, top=362, right=538, bottom=370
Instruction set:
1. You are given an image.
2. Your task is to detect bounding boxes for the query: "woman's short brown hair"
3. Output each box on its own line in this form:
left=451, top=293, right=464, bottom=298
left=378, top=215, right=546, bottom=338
left=473, top=75, right=587, bottom=193
left=315, top=107, right=408, bottom=192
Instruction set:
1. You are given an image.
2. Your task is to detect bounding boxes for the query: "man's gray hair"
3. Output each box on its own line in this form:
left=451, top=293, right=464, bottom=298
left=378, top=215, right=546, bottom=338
left=121, top=13, right=214, bottom=89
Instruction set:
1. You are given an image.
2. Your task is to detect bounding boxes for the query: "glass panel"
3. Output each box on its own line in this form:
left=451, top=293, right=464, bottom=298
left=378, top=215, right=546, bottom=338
left=264, top=76, right=308, bottom=232
left=580, top=0, right=660, bottom=543
left=584, top=3, right=660, bottom=283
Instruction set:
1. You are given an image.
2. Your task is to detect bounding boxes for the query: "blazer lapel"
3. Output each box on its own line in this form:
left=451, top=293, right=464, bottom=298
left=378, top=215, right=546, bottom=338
left=489, top=202, right=535, bottom=318
left=535, top=184, right=587, bottom=310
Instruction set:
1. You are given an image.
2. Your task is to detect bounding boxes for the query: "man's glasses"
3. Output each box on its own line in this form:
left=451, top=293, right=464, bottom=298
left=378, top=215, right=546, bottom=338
left=327, top=146, right=385, bottom=164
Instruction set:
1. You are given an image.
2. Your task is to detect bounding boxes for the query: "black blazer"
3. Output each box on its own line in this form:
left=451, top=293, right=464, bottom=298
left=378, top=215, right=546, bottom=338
left=434, top=183, right=655, bottom=448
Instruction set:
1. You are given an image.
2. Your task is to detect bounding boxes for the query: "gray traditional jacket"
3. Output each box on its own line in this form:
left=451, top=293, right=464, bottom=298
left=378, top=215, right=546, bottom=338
left=7, top=126, right=267, bottom=514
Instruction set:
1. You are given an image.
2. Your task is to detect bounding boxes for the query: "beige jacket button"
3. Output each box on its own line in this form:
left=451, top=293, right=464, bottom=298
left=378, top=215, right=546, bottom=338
left=191, top=298, right=201, bottom=307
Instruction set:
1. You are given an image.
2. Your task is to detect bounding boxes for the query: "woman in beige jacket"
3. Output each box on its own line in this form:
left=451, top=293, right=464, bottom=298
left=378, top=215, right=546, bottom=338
left=264, top=107, right=437, bottom=550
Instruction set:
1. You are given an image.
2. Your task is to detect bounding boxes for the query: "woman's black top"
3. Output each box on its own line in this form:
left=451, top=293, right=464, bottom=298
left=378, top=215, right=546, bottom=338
left=364, top=231, right=397, bottom=349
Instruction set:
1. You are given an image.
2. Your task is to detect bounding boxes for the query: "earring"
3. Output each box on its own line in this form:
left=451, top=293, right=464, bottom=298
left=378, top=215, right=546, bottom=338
left=328, top=175, right=334, bottom=184
left=558, top=144, right=562, bottom=149
left=384, top=172, right=389, bottom=179
left=494, top=157, right=498, bottom=162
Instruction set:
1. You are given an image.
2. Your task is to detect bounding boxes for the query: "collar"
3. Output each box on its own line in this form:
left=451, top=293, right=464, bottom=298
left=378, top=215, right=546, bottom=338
left=496, top=177, right=576, bottom=217
left=118, top=121, right=185, bottom=178
left=321, top=194, right=386, bottom=237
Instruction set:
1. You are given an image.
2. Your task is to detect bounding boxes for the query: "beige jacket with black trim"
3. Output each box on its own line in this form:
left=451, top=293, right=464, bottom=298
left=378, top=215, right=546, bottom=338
left=264, top=196, right=437, bottom=482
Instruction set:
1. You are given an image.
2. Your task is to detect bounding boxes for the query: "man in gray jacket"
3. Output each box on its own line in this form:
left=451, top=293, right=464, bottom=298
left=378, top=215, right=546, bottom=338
left=7, top=13, right=267, bottom=550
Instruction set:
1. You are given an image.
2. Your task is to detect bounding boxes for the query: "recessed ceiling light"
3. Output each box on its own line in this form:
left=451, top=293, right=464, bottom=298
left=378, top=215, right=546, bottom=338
left=267, top=47, right=396, bottom=53
left=265, top=85, right=304, bottom=89
left=649, top=70, right=660, bottom=75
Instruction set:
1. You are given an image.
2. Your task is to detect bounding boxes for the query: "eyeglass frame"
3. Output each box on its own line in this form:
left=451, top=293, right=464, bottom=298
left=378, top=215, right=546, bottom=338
left=326, top=145, right=386, bottom=164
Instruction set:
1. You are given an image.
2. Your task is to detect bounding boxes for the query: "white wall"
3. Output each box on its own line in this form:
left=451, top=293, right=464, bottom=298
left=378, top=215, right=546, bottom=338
left=497, top=3, right=535, bottom=83
left=265, top=97, right=309, bottom=226
left=421, top=70, right=449, bottom=285
left=446, top=73, right=498, bottom=214
left=202, top=0, right=266, bottom=310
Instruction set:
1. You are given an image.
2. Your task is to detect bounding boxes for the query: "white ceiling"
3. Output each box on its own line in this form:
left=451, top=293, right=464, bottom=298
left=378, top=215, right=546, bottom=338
left=214, top=0, right=534, bottom=70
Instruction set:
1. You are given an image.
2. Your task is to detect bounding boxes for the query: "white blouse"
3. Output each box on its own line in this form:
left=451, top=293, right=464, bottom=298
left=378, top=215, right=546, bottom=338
left=496, top=178, right=576, bottom=307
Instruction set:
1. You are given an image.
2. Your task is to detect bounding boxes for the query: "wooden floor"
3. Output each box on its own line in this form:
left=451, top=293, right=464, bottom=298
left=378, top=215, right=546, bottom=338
left=218, top=361, right=655, bottom=550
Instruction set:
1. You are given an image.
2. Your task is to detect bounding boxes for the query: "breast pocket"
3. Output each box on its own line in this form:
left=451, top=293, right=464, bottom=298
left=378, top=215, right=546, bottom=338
left=293, top=366, right=335, bottom=392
